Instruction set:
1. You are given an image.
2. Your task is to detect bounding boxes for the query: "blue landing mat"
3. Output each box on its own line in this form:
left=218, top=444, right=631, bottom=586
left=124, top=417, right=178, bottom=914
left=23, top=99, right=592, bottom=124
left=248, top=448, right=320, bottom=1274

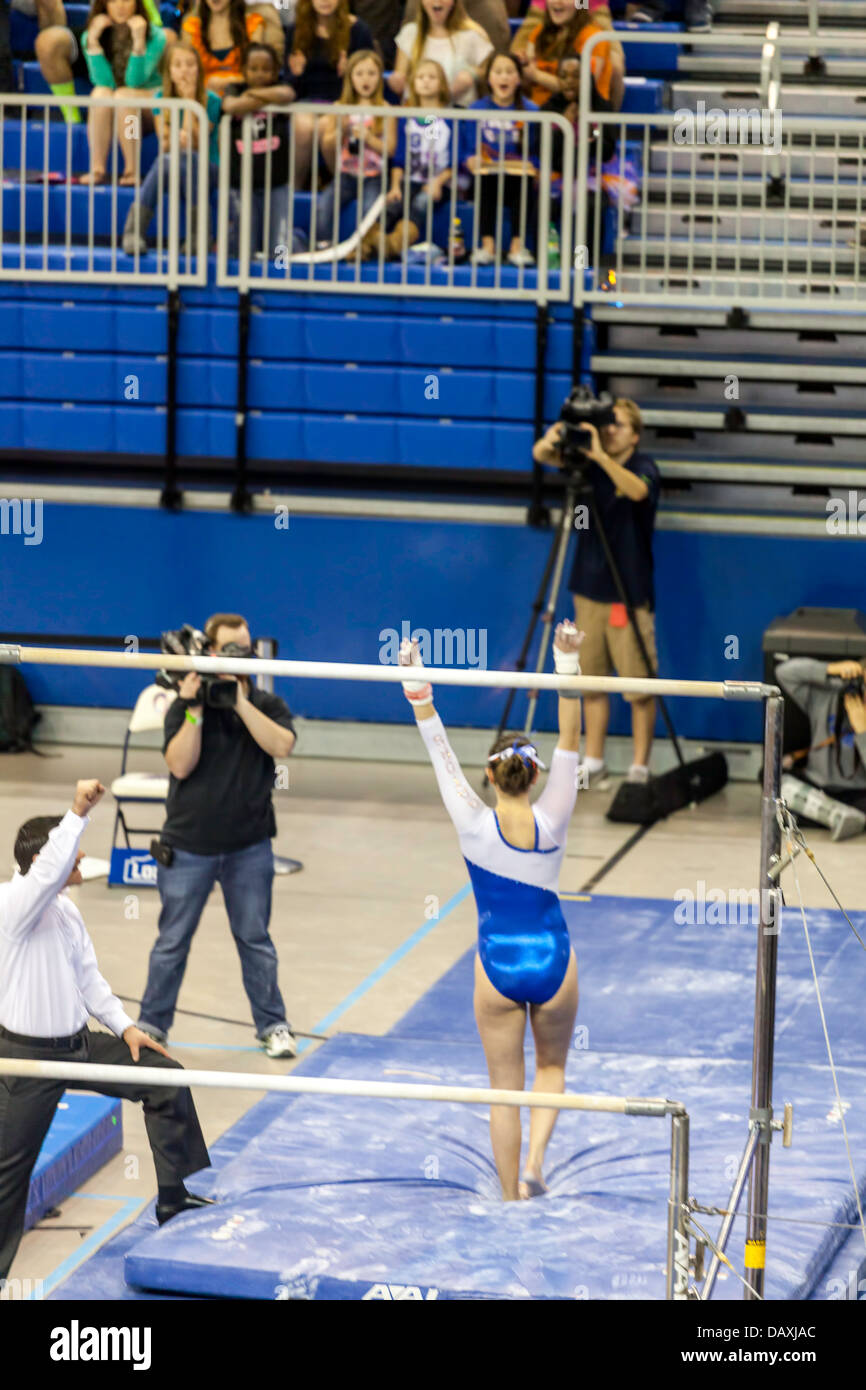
left=51, top=894, right=866, bottom=1300
left=395, top=898, right=866, bottom=1067
left=123, top=1034, right=866, bottom=1301
left=25, top=1092, right=122, bottom=1230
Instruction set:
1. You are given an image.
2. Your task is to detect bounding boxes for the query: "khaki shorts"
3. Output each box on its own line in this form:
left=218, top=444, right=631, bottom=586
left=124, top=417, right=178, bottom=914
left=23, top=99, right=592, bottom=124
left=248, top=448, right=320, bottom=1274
left=573, top=594, right=657, bottom=703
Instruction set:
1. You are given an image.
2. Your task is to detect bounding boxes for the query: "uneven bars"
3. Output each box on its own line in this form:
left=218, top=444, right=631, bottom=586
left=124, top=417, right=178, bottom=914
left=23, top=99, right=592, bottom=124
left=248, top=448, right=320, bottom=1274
left=0, top=646, right=775, bottom=701
left=0, top=1057, right=685, bottom=1118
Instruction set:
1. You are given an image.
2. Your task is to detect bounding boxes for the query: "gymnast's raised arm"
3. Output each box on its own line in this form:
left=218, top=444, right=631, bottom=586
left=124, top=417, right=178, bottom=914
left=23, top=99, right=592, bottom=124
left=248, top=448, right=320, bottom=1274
left=398, top=638, right=486, bottom=835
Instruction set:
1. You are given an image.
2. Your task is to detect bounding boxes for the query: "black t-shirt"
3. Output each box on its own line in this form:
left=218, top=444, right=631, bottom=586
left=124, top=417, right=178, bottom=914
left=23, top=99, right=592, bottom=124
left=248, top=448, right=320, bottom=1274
left=160, top=686, right=296, bottom=855
left=285, top=18, right=374, bottom=102
left=225, top=83, right=291, bottom=189
left=568, top=449, right=661, bottom=608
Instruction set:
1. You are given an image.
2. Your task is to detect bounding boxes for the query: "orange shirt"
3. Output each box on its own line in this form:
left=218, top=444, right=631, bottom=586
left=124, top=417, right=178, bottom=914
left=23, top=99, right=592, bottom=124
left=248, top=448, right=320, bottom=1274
left=182, top=12, right=265, bottom=87
left=527, top=22, right=614, bottom=109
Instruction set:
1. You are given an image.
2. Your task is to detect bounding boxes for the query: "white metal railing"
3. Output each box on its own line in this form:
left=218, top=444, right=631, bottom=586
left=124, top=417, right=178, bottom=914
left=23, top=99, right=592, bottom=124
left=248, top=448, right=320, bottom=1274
left=576, top=28, right=866, bottom=311
left=0, top=94, right=210, bottom=286
left=215, top=103, right=573, bottom=302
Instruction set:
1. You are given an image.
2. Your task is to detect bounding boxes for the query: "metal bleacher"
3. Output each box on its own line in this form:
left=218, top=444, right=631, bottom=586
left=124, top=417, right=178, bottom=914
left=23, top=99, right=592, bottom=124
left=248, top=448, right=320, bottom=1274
left=582, top=6, right=866, bottom=530
left=3, top=4, right=866, bottom=526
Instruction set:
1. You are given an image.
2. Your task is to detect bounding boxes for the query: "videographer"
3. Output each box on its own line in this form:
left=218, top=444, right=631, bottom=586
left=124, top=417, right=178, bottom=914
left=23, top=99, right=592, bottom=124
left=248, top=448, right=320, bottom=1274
left=137, top=613, right=299, bottom=1059
left=776, top=655, right=866, bottom=841
left=533, top=396, right=661, bottom=788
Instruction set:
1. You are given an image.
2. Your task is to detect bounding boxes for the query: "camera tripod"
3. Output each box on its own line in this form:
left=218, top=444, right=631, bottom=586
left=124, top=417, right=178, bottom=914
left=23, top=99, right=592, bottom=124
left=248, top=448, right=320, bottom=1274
left=487, top=461, right=691, bottom=783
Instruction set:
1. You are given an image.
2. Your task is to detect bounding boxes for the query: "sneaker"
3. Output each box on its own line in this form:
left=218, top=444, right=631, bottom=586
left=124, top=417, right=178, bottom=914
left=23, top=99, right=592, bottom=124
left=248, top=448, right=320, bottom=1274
left=136, top=1022, right=168, bottom=1045
left=470, top=247, right=495, bottom=266
left=626, top=764, right=651, bottom=784
left=273, top=855, right=304, bottom=875
left=507, top=248, right=536, bottom=268
left=261, top=1024, right=298, bottom=1059
left=575, top=762, right=611, bottom=790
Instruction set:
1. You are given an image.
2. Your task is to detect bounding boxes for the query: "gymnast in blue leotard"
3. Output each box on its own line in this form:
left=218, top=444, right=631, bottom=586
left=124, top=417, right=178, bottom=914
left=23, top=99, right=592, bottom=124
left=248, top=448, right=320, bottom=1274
left=399, top=622, right=583, bottom=1202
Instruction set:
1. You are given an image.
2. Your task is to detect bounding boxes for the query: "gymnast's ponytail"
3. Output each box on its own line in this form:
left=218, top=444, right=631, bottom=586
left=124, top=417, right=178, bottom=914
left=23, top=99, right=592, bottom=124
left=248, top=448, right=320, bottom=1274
left=486, top=733, right=539, bottom=797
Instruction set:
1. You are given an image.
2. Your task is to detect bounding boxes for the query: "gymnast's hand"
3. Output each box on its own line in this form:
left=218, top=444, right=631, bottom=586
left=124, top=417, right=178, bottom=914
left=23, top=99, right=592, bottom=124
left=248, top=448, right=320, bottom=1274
left=399, top=637, right=433, bottom=708
left=553, top=620, right=584, bottom=677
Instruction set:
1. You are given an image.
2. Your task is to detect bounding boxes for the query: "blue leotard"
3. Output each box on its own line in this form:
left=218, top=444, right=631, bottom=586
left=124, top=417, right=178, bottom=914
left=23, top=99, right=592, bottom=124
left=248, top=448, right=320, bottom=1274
left=418, top=714, right=577, bottom=1005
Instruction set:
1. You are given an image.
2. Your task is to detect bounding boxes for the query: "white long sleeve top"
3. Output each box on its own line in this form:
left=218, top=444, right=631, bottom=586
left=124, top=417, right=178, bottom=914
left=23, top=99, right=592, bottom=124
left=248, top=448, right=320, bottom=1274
left=0, top=810, right=134, bottom=1039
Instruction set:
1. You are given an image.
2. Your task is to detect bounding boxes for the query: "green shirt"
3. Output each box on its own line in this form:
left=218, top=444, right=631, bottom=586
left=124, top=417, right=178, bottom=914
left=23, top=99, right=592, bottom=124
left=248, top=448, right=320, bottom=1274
left=83, top=25, right=167, bottom=92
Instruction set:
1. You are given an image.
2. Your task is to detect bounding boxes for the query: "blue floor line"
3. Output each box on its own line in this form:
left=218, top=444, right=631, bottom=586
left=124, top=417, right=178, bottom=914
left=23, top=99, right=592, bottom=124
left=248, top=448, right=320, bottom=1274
left=295, top=881, right=473, bottom=1055
left=32, top=1197, right=145, bottom=1300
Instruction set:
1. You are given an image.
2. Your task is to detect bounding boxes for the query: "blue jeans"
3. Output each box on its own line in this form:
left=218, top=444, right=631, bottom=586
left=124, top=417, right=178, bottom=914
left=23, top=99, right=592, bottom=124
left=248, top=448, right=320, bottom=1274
left=315, top=173, right=382, bottom=243
left=228, top=185, right=291, bottom=258
left=138, top=838, right=287, bottom=1040
left=138, top=152, right=215, bottom=212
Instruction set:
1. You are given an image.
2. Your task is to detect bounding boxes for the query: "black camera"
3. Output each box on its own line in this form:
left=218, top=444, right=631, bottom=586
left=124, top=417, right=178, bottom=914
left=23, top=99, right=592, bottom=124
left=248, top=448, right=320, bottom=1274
left=155, top=624, right=254, bottom=709
left=843, top=675, right=865, bottom=699
left=558, top=385, right=617, bottom=473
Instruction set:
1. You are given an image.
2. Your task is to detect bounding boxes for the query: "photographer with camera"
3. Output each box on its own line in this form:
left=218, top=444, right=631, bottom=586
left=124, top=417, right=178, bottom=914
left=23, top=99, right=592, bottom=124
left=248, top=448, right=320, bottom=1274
left=776, top=656, right=866, bottom=841
left=138, top=613, right=299, bottom=1059
left=533, top=395, right=661, bottom=788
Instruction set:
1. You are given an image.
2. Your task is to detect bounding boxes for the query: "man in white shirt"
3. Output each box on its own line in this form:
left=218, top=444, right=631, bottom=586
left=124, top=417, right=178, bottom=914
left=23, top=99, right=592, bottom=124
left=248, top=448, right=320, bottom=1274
left=0, top=779, right=212, bottom=1282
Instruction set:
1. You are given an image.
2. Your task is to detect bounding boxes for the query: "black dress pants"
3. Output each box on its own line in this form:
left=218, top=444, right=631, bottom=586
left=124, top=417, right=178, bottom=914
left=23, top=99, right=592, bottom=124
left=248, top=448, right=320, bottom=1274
left=0, top=1028, right=210, bottom=1280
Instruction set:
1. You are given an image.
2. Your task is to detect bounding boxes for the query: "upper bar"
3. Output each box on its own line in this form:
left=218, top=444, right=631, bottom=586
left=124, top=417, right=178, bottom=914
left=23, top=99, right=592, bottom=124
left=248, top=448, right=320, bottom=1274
left=0, top=646, right=775, bottom=700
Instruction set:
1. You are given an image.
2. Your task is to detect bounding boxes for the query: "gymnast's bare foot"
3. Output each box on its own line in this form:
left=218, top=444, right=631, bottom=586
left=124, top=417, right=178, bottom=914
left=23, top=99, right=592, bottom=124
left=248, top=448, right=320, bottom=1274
left=519, top=1169, right=547, bottom=1199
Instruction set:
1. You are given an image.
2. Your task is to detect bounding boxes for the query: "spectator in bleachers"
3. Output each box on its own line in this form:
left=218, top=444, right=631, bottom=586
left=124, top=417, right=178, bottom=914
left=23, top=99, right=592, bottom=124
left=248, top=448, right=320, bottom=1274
left=35, top=0, right=166, bottom=123
left=350, top=0, right=402, bottom=67
left=511, top=0, right=623, bottom=114
left=512, top=0, right=612, bottom=55
left=402, top=0, right=510, bottom=51
left=385, top=56, right=456, bottom=256
left=121, top=38, right=219, bottom=251
left=223, top=39, right=295, bottom=256
left=182, top=0, right=265, bottom=92
left=315, top=46, right=395, bottom=251
left=463, top=49, right=538, bottom=267
left=284, top=0, right=374, bottom=187
left=388, top=0, right=493, bottom=107
left=546, top=47, right=616, bottom=169
left=78, top=0, right=168, bottom=183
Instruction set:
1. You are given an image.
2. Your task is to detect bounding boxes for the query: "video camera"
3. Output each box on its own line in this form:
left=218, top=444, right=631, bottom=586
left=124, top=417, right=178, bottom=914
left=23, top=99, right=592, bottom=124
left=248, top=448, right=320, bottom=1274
left=558, top=386, right=617, bottom=474
left=155, top=624, right=254, bottom=709
left=843, top=674, right=865, bottom=700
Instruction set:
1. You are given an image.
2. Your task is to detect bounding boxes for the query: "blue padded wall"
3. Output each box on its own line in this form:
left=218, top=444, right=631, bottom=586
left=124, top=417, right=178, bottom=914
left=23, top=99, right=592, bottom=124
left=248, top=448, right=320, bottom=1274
left=0, top=501, right=861, bottom=739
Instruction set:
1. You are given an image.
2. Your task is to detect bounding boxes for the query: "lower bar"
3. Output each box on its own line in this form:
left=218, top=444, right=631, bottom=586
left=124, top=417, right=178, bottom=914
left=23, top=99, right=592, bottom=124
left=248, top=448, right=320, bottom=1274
left=0, top=1057, right=682, bottom=1115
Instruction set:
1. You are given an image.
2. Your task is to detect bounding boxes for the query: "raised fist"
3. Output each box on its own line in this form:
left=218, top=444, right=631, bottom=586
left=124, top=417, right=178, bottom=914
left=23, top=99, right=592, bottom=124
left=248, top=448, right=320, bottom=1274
left=72, top=779, right=106, bottom=817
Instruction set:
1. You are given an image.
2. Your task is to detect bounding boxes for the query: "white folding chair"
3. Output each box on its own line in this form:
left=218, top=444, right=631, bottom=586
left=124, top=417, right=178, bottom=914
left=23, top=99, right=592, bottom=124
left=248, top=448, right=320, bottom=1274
left=110, top=684, right=177, bottom=850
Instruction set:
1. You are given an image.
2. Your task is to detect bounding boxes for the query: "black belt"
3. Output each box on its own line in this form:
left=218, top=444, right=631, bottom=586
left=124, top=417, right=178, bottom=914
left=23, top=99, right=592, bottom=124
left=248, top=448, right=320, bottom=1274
left=0, top=1024, right=87, bottom=1050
